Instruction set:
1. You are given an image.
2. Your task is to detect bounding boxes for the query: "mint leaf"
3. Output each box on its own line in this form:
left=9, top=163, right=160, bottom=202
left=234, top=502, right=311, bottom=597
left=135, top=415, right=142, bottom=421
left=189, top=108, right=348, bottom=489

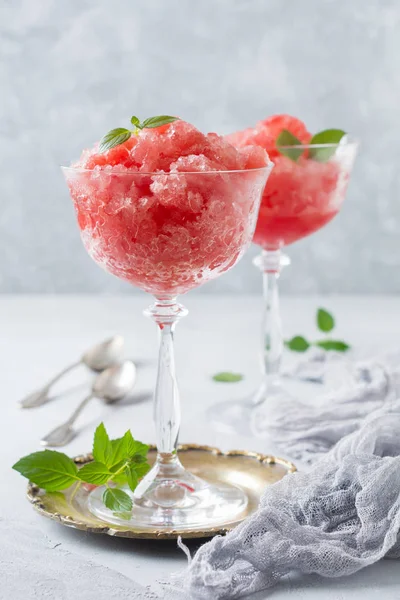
left=315, top=340, right=350, bottom=352
left=132, top=461, right=151, bottom=479
left=99, top=128, right=131, bottom=153
left=309, top=129, right=346, bottom=162
left=317, top=308, right=335, bottom=333
left=103, top=488, right=132, bottom=512
left=276, top=129, right=304, bottom=161
left=113, top=511, right=132, bottom=521
left=78, top=461, right=113, bottom=485
left=109, top=435, right=129, bottom=467
left=285, top=336, right=310, bottom=352
left=124, top=458, right=151, bottom=492
left=127, top=457, right=150, bottom=480
left=12, top=450, right=79, bottom=491
left=125, top=464, right=139, bottom=492
left=93, top=423, right=112, bottom=467
left=212, top=372, right=243, bottom=383
left=141, top=115, right=177, bottom=129
left=123, top=430, right=149, bottom=459
left=109, top=465, right=128, bottom=486
left=130, top=116, right=140, bottom=127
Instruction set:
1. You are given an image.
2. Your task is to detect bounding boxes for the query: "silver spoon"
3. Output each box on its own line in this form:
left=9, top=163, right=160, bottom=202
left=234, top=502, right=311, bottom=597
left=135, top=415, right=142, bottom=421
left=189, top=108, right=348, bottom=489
left=20, top=335, right=125, bottom=409
left=40, top=361, right=136, bottom=447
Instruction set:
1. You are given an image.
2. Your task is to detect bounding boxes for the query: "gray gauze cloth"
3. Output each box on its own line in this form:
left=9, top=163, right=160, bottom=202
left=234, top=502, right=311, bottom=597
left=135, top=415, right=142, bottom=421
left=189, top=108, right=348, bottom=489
left=166, top=409, right=400, bottom=599
left=262, top=352, right=400, bottom=462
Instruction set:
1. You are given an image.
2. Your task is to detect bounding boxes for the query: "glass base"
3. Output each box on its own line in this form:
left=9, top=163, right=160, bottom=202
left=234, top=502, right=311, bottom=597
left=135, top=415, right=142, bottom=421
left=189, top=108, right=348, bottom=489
left=208, top=379, right=295, bottom=437
left=88, top=457, right=248, bottom=530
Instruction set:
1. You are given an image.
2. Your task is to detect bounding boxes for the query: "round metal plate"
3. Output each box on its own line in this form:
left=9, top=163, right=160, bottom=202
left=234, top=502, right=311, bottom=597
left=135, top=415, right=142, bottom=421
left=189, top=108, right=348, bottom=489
left=27, top=444, right=296, bottom=540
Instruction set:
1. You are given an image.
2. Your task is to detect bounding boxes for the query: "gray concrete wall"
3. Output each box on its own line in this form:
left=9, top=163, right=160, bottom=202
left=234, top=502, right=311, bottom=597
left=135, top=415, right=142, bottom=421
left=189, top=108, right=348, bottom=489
left=1, top=0, right=399, bottom=294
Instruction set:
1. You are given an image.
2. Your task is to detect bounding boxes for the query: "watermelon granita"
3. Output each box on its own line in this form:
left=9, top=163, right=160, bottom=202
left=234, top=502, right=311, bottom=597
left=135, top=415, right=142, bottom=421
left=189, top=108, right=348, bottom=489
left=63, top=119, right=272, bottom=297
left=226, top=114, right=354, bottom=249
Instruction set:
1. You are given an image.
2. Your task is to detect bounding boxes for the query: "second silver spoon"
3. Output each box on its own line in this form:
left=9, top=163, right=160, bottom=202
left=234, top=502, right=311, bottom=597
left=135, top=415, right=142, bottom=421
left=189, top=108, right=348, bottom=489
left=40, top=361, right=136, bottom=447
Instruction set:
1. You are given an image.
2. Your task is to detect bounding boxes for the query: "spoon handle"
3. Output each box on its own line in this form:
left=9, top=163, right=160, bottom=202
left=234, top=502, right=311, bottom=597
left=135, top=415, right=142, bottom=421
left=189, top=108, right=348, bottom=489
left=40, top=393, right=95, bottom=447
left=65, top=392, right=95, bottom=427
left=20, top=360, right=81, bottom=408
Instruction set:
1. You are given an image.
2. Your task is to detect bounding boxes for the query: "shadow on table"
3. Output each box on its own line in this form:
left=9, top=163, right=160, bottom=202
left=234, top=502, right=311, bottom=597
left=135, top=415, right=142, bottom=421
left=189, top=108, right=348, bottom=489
left=117, top=390, right=153, bottom=406
left=45, top=520, right=209, bottom=560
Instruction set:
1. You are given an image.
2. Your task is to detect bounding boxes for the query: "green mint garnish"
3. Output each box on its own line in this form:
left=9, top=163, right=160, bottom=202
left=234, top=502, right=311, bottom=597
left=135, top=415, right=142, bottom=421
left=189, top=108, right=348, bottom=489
left=98, top=128, right=132, bottom=153
left=103, top=487, right=133, bottom=512
left=285, top=336, right=310, bottom=352
left=308, top=129, right=346, bottom=162
left=99, top=115, right=178, bottom=152
left=276, top=129, right=304, bottom=162
left=12, top=450, right=80, bottom=491
left=12, top=422, right=150, bottom=518
left=76, top=461, right=113, bottom=486
left=92, top=422, right=113, bottom=465
left=285, top=308, right=350, bottom=353
left=317, top=308, right=335, bottom=333
left=113, top=511, right=133, bottom=521
left=212, top=372, right=244, bottom=383
left=315, top=340, right=350, bottom=352
left=140, top=115, right=178, bottom=129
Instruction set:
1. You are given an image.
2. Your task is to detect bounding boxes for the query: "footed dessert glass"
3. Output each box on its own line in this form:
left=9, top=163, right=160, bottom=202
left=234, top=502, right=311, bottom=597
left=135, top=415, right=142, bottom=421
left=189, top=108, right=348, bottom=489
left=62, top=165, right=272, bottom=530
left=208, top=139, right=358, bottom=437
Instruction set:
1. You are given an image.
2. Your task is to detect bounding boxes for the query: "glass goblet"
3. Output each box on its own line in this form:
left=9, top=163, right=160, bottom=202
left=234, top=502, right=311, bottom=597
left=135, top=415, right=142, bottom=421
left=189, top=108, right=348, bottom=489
left=208, top=138, right=359, bottom=437
left=62, top=164, right=272, bottom=530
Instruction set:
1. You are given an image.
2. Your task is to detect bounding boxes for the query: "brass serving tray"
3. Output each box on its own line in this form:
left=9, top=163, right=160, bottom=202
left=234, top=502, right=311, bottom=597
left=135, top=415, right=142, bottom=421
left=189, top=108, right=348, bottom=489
left=27, top=444, right=296, bottom=540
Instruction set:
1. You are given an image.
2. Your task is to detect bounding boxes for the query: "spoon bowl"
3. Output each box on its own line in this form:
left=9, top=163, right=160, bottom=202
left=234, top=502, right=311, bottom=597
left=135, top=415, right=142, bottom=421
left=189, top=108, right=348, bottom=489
left=82, top=335, right=125, bottom=372
left=93, top=361, right=137, bottom=401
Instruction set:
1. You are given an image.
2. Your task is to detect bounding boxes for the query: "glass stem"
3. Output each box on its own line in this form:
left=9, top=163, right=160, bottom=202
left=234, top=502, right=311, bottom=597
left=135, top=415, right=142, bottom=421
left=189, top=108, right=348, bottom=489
left=253, top=250, right=290, bottom=404
left=145, top=298, right=188, bottom=468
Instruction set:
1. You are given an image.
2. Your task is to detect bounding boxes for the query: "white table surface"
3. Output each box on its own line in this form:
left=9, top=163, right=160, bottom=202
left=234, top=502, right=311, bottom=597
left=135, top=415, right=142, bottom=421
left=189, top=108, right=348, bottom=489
left=1, top=294, right=400, bottom=599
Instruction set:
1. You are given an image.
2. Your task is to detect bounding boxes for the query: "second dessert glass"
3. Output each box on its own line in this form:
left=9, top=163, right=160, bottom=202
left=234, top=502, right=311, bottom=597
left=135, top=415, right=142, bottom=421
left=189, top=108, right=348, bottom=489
left=62, top=163, right=272, bottom=530
left=209, top=138, right=359, bottom=437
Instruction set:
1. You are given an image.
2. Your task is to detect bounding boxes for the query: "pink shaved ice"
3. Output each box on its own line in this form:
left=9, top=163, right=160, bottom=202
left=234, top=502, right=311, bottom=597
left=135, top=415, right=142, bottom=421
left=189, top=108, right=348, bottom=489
left=66, top=120, right=270, bottom=296
left=226, top=115, right=349, bottom=249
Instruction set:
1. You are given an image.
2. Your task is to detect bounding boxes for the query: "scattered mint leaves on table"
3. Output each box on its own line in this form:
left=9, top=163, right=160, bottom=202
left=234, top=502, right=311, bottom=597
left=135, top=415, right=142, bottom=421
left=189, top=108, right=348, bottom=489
left=285, top=307, right=350, bottom=353
left=12, top=422, right=151, bottom=516
left=317, top=307, right=335, bottom=332
left=315, top=339, right=350, bottom=352
left=212, top=372, right=244, bottom=383
left=285, top=335, right=310, bottom=352
left=99, top=115, right=179, bottom=152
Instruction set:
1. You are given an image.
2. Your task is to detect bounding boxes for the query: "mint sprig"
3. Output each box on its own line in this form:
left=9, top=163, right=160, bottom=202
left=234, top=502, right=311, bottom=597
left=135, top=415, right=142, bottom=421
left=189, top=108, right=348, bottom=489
left=12, top=422, right=151, bottom=517
left=99, top=115, right=178, bottom=152
left=276, top=128, right=347, bottom=163
left=285, top=307, right=350, bottom=353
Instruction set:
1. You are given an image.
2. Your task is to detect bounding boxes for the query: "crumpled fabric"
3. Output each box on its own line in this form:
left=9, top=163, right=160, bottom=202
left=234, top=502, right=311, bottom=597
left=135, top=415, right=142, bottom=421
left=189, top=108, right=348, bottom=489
left=166, top=409, right=400, bottom=599
left=260, top=352, right=400, bottom=462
